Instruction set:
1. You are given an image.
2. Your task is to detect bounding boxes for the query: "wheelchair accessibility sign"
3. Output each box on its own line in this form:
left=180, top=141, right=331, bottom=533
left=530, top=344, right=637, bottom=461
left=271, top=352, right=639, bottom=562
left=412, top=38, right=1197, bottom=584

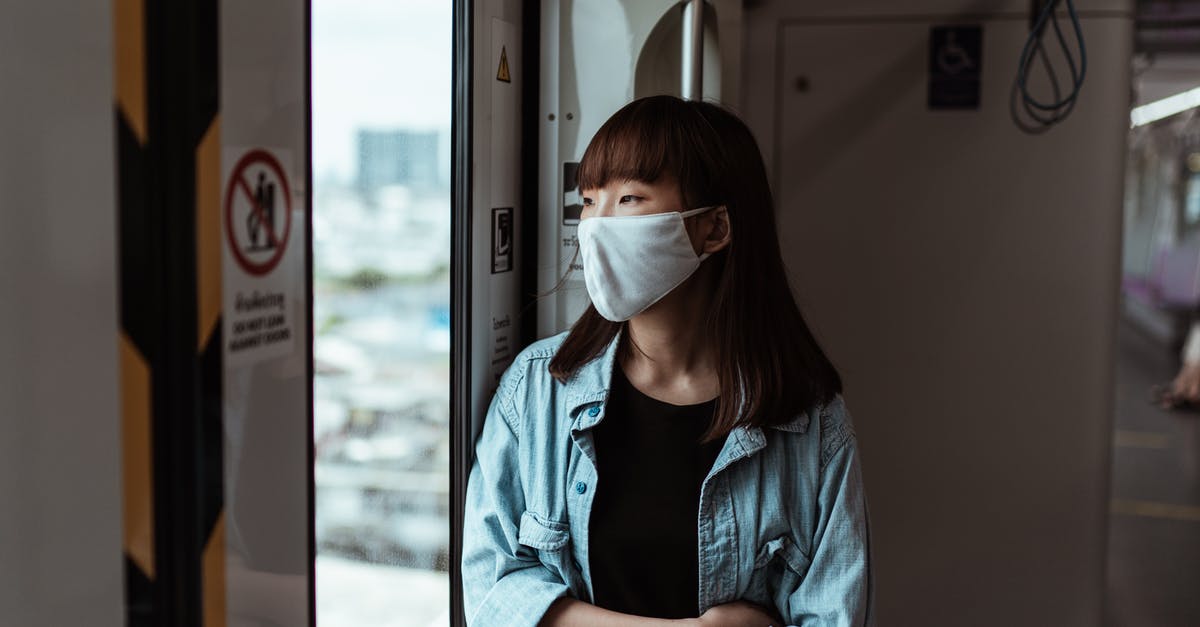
left=222, top=147, right=299, bottom=366
left=928, top=25, right=982, bottom=110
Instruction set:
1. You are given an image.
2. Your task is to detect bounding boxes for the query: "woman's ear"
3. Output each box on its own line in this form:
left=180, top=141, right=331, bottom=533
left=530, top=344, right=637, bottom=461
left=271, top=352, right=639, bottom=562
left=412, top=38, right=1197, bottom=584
left=702, top=206, right=732, bottom=254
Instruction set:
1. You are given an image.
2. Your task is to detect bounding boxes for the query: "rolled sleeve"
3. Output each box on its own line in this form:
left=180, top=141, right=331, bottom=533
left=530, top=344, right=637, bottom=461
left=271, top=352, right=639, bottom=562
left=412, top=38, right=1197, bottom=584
left=785, top=437, right=874, bottom=626
left=1184, top=321, right=1200, bottom=364
left=461, top=380, right=569, bottom=626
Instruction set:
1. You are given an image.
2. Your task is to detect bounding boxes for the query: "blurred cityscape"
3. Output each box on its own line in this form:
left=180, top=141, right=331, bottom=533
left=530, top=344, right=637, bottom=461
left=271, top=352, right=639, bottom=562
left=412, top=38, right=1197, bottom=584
left=314, top=127, right=452, bottom=625
left=311, top=0, right=452, bottom=621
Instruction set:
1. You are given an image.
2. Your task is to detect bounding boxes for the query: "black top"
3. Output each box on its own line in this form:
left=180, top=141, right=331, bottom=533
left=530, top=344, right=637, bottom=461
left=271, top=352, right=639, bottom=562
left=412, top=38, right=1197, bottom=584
left=588, top=364, right=724, bottom=619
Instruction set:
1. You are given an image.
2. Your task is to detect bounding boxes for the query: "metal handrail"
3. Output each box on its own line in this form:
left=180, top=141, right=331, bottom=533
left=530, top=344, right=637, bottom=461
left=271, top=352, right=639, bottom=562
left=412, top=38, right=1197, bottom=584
left=681, top=0, right=704, bottom=100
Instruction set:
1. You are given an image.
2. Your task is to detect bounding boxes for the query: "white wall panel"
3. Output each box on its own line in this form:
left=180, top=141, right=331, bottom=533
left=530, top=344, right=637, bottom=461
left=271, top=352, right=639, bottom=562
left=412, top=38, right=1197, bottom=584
left=746, top=4, right=1131, bottom=625
left=0, top=2, right=124, bottom=625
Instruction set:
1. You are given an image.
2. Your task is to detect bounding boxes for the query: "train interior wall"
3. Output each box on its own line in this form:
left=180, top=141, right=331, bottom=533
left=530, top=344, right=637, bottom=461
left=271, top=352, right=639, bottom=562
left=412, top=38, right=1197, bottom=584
left=742, top=1, right=1129, bottom=625
left=0, top=1, right=124, bottom=625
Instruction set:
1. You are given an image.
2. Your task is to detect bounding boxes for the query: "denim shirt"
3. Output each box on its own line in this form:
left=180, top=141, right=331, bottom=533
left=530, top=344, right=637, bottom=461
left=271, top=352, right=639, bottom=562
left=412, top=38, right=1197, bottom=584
left=462, top=331, right=873, bottom=626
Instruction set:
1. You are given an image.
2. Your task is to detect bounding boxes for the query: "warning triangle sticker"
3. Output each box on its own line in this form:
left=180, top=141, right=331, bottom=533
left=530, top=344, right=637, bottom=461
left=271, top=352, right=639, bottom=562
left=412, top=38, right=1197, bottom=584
left=497, top=46, right=511, bottom=83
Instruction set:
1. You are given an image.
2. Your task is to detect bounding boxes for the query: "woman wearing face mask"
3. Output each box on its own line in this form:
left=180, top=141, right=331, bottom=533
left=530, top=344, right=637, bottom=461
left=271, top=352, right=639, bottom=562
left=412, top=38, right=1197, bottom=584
left=462, top=96, right=873, bottom=627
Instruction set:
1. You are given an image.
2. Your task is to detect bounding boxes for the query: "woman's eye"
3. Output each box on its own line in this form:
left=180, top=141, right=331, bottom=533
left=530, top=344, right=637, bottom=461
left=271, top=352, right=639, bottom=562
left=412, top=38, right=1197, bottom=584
left=619, top=195, right=640, bottom=204
left=582, top=197, right=593, bottom=206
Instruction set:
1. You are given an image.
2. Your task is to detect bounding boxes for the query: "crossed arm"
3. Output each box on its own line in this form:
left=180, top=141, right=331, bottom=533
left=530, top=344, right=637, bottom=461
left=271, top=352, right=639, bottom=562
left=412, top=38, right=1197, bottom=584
left=539, top=598, right=781, bottom=627
left=460, top=393, right=783, bottom=627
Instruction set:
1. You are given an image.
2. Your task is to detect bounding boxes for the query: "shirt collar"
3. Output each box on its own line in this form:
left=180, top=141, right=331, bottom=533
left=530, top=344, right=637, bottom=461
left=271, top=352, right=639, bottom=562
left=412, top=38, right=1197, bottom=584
left=560, top=328, right=811, bottom=435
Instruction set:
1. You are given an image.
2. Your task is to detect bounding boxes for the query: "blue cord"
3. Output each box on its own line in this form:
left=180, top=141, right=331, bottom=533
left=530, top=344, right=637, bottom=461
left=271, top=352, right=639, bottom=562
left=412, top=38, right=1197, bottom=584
left=1013, top=0, right=1087, bottom=131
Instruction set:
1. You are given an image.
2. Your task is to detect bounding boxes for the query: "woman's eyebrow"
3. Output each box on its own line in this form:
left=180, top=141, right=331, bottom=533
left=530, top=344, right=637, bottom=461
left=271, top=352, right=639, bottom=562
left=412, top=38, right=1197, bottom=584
left=617, top=180, right=654, bottom=192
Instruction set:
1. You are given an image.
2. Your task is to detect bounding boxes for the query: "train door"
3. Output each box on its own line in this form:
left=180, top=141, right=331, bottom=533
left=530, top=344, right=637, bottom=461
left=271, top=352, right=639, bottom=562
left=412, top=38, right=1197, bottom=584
left=93, top=1, right=741, bottom=624
left=108, top=1, right=313, bottom=625
left=740, top=3, right=1128, bottom=625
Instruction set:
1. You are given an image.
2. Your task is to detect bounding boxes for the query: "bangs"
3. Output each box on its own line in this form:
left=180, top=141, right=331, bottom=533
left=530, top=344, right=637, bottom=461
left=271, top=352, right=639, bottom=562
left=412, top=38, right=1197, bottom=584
left=577, top=98, right=692, bottom=193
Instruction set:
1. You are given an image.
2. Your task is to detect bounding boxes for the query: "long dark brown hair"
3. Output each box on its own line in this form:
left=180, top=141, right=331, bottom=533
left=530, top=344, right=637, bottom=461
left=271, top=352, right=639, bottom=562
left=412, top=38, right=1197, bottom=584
left=548, top=95, right=842, bottom=442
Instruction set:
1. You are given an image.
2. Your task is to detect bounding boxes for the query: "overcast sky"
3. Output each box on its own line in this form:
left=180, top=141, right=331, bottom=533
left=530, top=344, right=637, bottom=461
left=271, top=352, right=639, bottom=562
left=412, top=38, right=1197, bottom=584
left=312, top=0, right=451, bottom=181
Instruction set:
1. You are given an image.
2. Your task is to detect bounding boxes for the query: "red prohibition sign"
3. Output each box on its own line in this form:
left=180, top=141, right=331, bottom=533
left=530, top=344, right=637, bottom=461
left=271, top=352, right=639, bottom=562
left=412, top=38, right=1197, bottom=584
left=224, top=149, right=293, bottom=276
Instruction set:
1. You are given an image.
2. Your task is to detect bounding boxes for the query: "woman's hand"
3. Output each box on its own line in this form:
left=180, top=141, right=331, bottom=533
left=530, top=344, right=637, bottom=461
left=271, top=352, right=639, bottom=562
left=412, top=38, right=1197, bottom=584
left=693, top=600, right=783, bottom=627
left=1157, top=360, right=1200, bottom=408
left=1168, top=361, right=1200, bottom=405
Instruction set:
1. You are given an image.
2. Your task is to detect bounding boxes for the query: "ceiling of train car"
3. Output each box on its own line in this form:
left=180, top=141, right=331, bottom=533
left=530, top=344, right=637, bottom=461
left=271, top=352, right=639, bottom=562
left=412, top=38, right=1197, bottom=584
left=1136, top=1, right=1200, bottom=106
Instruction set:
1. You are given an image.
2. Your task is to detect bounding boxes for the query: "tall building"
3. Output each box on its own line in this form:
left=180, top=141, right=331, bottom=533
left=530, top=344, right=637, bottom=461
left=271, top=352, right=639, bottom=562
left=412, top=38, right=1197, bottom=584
left=356, top=129, right=440, bottom=193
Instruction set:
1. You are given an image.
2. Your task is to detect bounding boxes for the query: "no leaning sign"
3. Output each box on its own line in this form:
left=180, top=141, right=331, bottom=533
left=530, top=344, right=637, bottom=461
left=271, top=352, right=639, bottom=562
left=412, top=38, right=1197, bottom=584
left=222, top=147, right=299, bottom=366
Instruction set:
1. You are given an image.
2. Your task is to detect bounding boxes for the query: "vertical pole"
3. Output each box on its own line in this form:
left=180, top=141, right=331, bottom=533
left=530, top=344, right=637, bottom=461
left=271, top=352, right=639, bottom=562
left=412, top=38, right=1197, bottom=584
left=681, top=0, right=703, bottom=100
left=450, top=0, right=473, bottom=624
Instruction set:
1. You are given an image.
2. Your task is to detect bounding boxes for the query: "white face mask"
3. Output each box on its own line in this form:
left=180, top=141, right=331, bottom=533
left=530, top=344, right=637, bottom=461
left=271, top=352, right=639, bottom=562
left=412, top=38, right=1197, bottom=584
left=577, top=205, right=716, bottom=322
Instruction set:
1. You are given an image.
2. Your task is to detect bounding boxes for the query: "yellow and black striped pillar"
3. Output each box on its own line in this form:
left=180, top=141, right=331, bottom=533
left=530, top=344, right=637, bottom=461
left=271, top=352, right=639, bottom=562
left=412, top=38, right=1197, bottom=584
left=114, top=0, right=226, bottom=624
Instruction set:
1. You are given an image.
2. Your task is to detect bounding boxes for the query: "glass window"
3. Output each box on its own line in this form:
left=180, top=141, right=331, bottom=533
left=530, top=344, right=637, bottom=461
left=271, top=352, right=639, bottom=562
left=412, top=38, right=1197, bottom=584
left=1185, top=172, right=1200, bottom=229
left=312, top=1, right=451, bottom=624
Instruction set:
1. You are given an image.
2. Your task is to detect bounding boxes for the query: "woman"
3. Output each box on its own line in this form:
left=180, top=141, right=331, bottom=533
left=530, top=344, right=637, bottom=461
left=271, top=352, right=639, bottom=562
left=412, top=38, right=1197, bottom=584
left=462, top=96, right=873, bottom=626
left=1158, top=322, right=1200, bottom=410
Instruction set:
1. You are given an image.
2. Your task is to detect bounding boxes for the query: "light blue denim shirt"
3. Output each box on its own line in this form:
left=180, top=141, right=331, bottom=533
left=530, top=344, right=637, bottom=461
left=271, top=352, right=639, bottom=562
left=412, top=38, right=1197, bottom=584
left=462, top=331, right=873, bottom=626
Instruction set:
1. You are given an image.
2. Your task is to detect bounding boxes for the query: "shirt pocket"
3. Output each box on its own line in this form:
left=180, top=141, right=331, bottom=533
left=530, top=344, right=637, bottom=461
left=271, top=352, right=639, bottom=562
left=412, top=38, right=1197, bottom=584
left=743, top=534, right=813, bottom=618
left=518, top=511, right=584, bottom=598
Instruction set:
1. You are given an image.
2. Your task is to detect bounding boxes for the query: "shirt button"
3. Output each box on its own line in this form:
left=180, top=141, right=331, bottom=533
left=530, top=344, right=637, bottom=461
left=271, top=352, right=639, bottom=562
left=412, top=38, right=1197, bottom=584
left=575, top=481, right=587, bottom=494
left=588, top=406, right=600, bottom=417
